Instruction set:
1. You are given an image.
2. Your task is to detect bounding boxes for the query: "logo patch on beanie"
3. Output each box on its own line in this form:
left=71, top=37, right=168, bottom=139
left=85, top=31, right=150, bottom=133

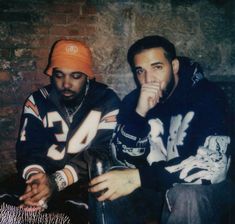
left=66, top=45, right=78, bottom=55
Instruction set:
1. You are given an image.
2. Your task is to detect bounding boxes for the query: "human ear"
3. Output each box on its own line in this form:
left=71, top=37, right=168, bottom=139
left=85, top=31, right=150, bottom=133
left=172, top=58, right=179, bottom=75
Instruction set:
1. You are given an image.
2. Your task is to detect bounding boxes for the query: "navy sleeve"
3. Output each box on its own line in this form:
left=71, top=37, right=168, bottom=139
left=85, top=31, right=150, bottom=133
left=16, top=95, right=59, bottom=179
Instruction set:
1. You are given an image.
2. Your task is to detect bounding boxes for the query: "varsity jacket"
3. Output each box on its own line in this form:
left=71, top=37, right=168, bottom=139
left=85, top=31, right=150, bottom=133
left=111, top=57, right=231, bottom=191
left=16, top=80, right=120, bottom=188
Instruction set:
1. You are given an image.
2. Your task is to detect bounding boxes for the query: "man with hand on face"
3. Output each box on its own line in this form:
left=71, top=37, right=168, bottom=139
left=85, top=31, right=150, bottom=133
left=89, top=35, right=232, bottom=223
left=14, top=39, right=120, bottom=222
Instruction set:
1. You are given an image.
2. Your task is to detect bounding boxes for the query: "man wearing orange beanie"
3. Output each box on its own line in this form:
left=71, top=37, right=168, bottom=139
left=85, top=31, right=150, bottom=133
left=13, top=39, right=120, bottom=223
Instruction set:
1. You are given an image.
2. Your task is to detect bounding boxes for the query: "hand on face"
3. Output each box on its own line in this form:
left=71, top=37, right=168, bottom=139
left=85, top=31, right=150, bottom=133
left=19, top=173, right=53, bottom=211
left=136, top=80, right=164, bottom=117
left=89, top=169, right=141, bottom=202
left=133, top=48, right=179, bottom=117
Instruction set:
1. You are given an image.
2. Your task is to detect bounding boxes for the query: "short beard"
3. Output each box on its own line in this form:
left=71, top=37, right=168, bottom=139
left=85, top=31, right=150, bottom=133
left=61, top=85, right=86, bottom=108
left=160, top=73, right=175, bottom=103
left=51, top=78, right=87, bottom=107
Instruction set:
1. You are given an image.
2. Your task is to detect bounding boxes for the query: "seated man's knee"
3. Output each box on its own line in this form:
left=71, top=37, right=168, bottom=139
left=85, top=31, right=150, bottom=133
left=166, top=184, right=209, bottom=211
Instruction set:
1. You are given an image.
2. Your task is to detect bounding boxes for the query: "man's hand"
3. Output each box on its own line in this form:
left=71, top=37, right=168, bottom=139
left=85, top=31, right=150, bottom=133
left=136, top=81, right=163, bottom=117
left=89, top=169, right=141, bottom=201
left=19, top=183, right=42, bottom=210
left=19, top=173, right=54, bottom=208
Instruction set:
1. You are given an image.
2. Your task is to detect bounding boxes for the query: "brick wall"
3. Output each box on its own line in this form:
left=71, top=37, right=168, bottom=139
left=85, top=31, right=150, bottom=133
left=0, top=0, right=234, bottom=181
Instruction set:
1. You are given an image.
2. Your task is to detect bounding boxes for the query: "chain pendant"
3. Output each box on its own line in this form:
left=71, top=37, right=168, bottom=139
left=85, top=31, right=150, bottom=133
left=69, top=116, right=73, bottom=123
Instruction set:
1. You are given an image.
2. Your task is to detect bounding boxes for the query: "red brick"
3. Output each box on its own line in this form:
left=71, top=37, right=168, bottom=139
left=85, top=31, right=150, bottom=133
left=0, top=152, right=15, bottom=162
left=50, top=25, right=70, bottom=35
left=13, top=82, right=34, bottom=104
left=0, top=106, right=19, bottom=117
left=34, top=25, right=50, bottom=35
left=31, top=37, right=52, bottom=48
left=0, top=93, right=15, bottom=106
left=0, top=60, right=11, bottom=70
left=69, top=25, right=88, bottom=35
left=6, top=35, right=30, bottom=47
left=0, top=71, right=11, bottom=82
left=46, top=14, right=67, bottom=25
left=49, top=25, right=94, bottom=36
left=68, top=27, right=80, bottom=36
left=0, top=49, right=11, bottom=58
left=67, top=14, right=97, bottom=24
left=32, top=79, right=50, bottom=91
left=0, top=117, right=18, bottom=136
left=82, top=5, right=97, bottom=15
left=80, top=15, right=97, bottom=23
left=35, top=58, right=48, bottom=71
left=0, top=140, right=17, bottom=150
left=31, top=38, right=46, bottom=48
left=18, top=71, right=36, bottom=81
left=11, top=59, right=36, bottom=71
left=10, top=23, right=35, bottom=36
left=14, top=48, right=32, bottom=58
left=31, top=48, right=50, bottom=59
left=66, top=14, right=80, bottom=24
left=53, top=3, right=81, bottom=13
left=34, top=70, right=50, bottom=83
left=32, top=71, right=45, bottom=80
left=86, top=25, right=96, bottom=35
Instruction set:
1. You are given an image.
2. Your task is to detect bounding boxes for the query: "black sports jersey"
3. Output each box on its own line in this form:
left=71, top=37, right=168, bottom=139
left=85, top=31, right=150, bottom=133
left=16, top=80, right=120, bottom=187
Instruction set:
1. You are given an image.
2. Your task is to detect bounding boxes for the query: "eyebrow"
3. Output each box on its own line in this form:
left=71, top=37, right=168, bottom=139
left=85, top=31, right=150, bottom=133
left=53, top=68, right=61, bottom=72
left=53, top=69, right=85, bottom=76
left=135, top=62, right=163, bottom=70
left=150, top=62, right=163, bottom=66
left=52, top=68, right=65, bottom=75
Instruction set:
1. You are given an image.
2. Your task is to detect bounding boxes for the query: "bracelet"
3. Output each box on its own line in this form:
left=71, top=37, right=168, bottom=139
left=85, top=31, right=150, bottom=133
left=51, top=171, right=68, bottom=192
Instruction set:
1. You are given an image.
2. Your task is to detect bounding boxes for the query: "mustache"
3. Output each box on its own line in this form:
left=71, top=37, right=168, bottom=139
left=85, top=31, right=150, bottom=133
left=60, top=89, right=76, bottom=95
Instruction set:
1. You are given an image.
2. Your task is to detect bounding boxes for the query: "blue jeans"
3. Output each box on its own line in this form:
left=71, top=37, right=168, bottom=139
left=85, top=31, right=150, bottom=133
left=161, top=180, right=233, bottom=224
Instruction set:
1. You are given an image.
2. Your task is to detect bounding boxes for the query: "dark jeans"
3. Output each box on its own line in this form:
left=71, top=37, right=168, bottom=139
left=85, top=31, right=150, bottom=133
left=89, top=180, right=234, bottom=224
left=89, top=188, right=163, bottom=224
left=161, top=180, right=234, bottom=224
left=1, top=175, right=234, bottom=224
